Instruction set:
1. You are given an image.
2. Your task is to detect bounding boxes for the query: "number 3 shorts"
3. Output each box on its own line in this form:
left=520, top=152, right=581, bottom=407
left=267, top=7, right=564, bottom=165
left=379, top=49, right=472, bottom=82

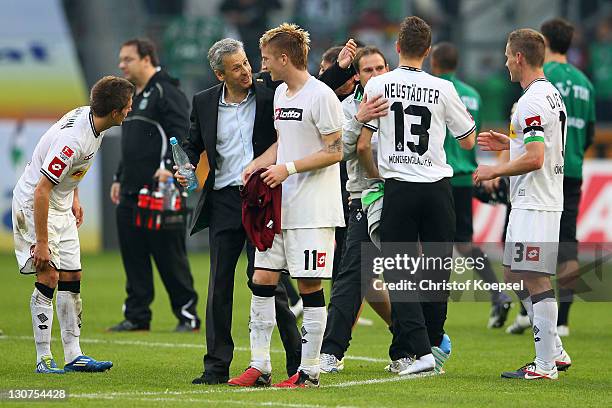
left=12, top=199, right=81, bottom=274
left=254, top=227, right=336, bottom=279
left=503, top=208, right=561, bottom=275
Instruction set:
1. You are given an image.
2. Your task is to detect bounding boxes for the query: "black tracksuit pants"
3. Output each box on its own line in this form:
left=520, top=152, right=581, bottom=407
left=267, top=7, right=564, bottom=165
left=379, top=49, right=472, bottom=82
left=204, top=186, right=301, bottom=378
left=321, top=199, right=372, bottom=360
left=380, top=178, right=455, bottom=360
left=117, top=194, right=199, bottom=325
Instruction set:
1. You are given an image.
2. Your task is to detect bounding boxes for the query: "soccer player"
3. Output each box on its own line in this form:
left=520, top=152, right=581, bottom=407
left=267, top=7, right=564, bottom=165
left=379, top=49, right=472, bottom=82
left=228, top=23, right=345, bottom=388
left=358, top=16, right=475, bottom=376
left=431, top=42, right=513, bottom=328
left=320, top=46, right=392, bottom=373
left=474, top=28, right=572, bottom=379
left=12, top=76, right=134, bottom=373
left=541, top=18, right=596, bottom=337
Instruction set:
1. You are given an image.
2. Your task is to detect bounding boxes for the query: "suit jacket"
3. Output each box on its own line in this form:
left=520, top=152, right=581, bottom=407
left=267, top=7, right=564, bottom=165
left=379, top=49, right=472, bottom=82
left=183, top=82, right=276, bottom=235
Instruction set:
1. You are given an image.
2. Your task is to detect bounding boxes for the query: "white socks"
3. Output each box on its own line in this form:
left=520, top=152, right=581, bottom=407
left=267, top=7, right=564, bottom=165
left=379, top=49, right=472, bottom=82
left=31, top=287, right=54, bottom=362
left=249, top=295, right=276, bottom=374
left=298, top=306, right=327, bottom=378
left=56, top=290, right=83, bottom=363
left=532, top=291, right=558, bottom=371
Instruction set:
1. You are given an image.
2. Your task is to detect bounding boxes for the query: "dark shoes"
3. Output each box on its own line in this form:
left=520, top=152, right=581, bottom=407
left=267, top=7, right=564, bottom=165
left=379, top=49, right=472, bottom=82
left=192, top=372, right=229, bottom=385
left=107, top=320, right=150, bottom=332
left=175, top=319, right=201, bottom=333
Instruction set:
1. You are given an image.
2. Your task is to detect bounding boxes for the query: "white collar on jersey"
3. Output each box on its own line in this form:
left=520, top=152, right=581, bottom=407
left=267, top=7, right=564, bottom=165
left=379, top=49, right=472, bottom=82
left=88, top=111, right=100, bottom=138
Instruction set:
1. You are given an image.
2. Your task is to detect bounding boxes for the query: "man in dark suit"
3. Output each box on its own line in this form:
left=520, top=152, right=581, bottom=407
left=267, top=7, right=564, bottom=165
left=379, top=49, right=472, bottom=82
left=182, top=38, right=301, bottom=385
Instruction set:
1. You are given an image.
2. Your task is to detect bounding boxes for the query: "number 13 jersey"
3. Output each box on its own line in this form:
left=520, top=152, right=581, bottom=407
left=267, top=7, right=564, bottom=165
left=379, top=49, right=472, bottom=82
left=364, top=66, right=475, bottom=183
left=509, top=78, right=565, bottom=212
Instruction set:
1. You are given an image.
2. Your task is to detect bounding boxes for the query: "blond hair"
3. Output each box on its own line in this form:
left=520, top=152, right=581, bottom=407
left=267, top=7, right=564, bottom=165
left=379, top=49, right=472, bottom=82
left=507, top=28, right=546, bottom=68
left=259, top=23, right=310, bottom=70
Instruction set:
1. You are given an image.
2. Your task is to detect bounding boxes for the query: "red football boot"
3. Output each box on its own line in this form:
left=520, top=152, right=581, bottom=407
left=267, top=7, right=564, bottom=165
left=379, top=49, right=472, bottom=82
left=228, top=367, right=271, bottom=387
left=273, top=371, right=319, bottom=388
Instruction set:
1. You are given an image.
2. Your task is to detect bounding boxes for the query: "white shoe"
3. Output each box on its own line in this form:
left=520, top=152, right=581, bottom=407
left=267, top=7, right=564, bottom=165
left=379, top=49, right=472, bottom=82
left=290, top=299, right=303, bottom=318
left=384, top=357, right=412, bottom=373
left=506, top=314, right=531, bottom=334
left=398, top=354, right=436, bottom=376
left=555, top=349, right=572, bottom=371
left=356, top=317, right=374, bottom=326
left=320, top=353, right=344, bottom=373
left=557, top=325, right=570, bottom=337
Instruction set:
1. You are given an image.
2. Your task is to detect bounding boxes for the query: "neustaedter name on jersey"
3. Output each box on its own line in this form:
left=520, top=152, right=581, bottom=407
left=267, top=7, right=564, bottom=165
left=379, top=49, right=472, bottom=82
left=275, top=108, right=303, bottom=121
left=384, top=83, right=440, bottom=104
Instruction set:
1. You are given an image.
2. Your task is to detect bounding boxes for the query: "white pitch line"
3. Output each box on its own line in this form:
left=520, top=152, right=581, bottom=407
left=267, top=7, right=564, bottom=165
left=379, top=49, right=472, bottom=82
left=4, top=335, right=388, bottom=363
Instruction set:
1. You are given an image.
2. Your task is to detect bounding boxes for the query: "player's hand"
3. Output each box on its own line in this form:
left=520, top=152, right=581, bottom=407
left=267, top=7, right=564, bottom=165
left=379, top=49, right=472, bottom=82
left=32, top=241, right=50, bottom=270
left=261, top=164, right=289, bottom=188
left=337, top=39, right=357, bottom=69
left=154, top=168, right=173, bottom=183
left=478, top=130, right=510, bottom=151
left=173, top=164, right=194, bottom=187
left=72, top=201, right=84, bottom=228
left=242, top=162, right=258, bottom=185
left=356, top=94, right=389, bottom=123
left=110, top=182, right=121, bottom=204
left=481, top=178, right=500, bottom=193
left=473, top=165, right=498, bottom=184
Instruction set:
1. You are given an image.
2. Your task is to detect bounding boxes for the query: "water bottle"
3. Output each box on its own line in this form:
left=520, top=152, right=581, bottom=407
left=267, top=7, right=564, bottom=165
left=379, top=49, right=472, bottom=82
left=164, top=177, right=179, bottom=211
left=169, top=137, right=197, bottom=192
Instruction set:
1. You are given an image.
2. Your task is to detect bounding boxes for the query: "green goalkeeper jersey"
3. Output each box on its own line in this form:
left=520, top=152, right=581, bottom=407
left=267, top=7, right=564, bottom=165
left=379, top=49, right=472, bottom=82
left=440, top=73, right=481, bottom=187
left=544, top=61, right=596, bottom=179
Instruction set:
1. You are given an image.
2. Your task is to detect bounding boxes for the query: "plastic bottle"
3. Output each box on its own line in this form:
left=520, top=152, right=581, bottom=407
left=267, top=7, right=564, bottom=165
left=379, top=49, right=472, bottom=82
left=164, top=177, right=179, bottom=211
left=169, top=137, right=197, bottom=192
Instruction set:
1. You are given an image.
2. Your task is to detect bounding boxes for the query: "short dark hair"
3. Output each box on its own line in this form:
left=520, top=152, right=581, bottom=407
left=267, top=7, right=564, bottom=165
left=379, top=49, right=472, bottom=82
left=541, top=18, right=574, bottom=55
left=398, top=16, right=431, bottom=58
left=121, top=38, right=159, bottom=67
left=353, top=46, right=387, bottom=72
left=431, top=42, right=458, bottom=72
left=90, top=76, right=135, bottom=117
left=508, top=28, right=546, bottom=68
left=322, top=46, right=343, bottom=65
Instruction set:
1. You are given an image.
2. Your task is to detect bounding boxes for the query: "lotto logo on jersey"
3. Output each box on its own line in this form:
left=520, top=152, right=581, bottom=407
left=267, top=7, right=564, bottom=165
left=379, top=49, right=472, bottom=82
left=317, top=252, right=327, bottom=268
left=525, top=115, right=542, bottom=127
left=526, top=246, right=540, bottom=261
left=275, top=108, right=303, bottom=121
left=48, top=156, right=67, bottom=178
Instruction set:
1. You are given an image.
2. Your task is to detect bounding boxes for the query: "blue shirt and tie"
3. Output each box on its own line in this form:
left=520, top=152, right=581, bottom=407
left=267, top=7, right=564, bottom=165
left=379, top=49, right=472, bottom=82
left=214, top=85, right=256, bottom=190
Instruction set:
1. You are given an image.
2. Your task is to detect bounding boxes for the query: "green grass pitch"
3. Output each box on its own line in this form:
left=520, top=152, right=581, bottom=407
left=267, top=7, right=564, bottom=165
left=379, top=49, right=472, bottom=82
left=0, top=252, right=610, bottom=407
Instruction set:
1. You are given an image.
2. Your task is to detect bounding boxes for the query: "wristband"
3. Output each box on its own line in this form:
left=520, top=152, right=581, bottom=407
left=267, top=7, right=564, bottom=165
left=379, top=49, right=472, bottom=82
left=285, top=161, right=297, bottom=175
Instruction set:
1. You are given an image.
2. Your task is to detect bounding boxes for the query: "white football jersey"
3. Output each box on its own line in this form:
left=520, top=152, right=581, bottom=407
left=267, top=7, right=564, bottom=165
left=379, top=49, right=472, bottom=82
left=274, top=76, right=345, bottom=229
left=364, top=66, right=475, bottom=182
left=509, top=78, right=565, bottom=211
left=13, top=106, right=105, bottom=212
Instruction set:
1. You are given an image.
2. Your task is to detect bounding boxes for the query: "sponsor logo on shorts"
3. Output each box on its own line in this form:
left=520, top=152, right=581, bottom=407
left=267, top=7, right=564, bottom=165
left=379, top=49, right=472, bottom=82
left=526, top=246, right=540, bottom=261
left=84, top=152, right=95, bottom=161
left=317, top=252, right=327, bottom=268
left=48, top=156, right=67, bottom=178
left=274, top=108, right=303, bottom=121
left=37, top=313, right=48, bottom=323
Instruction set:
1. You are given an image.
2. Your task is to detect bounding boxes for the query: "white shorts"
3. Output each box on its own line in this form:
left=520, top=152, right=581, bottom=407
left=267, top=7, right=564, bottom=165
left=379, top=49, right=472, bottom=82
left=503, top=208, right=561, bottom=275
left=254, top=228, right=336, bottom=279
left=12, top=199, right=81, bottom=274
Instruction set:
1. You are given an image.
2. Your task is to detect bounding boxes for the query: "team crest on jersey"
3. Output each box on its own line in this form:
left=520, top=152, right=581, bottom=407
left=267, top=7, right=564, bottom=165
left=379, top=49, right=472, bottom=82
left=526, top=246, right=540, bottom=261
left=275, top=108, right=303, bottom=121
left=71, top=167, right=89, bottom=180
left=525, top=115, right=541, bottom=127
left=48, top=156, right=67, bottom=178
left=59, top=146, right=74, bottom=161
